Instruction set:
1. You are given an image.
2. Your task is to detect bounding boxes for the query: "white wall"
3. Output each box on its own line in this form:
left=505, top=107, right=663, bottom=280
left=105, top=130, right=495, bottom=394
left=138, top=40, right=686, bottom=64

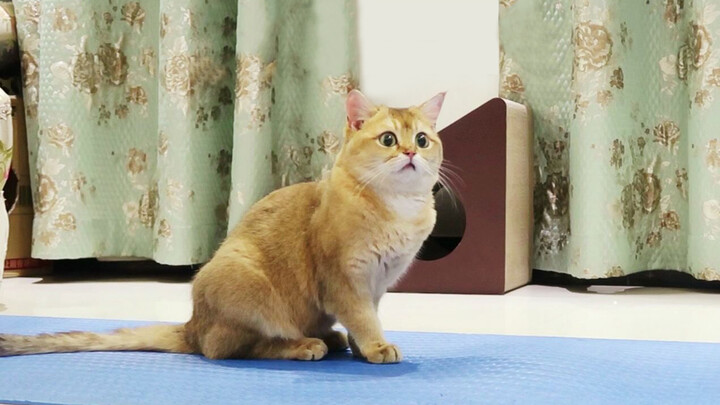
left=357, top=0, right=499, bottom=130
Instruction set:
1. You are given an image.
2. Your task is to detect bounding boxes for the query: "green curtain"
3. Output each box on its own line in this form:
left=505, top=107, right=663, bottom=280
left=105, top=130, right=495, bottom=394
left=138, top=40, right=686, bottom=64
left=500, top=0, right=720, bottom=280
left=12, top=0, right=356, bottom=265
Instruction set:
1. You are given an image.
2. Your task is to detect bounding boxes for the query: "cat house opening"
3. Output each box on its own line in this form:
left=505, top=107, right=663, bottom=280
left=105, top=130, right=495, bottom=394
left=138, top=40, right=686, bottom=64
left=3, top=168, right=18, bottom=212
left=416, top=182, right=466, bottom=261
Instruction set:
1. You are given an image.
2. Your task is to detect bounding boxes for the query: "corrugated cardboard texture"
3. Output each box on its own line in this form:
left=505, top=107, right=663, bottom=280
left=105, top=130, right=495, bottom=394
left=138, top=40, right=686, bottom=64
left=503, top=100, right=533, bottom=292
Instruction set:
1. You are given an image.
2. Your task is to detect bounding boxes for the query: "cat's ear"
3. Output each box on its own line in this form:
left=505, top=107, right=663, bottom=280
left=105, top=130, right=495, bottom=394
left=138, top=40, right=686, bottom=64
left=346, top=89, right=375, bottom=131
left=418, top=92, right=446, bottom=128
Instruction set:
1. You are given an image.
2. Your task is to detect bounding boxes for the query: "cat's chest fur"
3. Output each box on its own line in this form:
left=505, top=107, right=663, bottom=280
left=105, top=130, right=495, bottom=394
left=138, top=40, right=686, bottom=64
left=366, top=194, right=436, bottom=298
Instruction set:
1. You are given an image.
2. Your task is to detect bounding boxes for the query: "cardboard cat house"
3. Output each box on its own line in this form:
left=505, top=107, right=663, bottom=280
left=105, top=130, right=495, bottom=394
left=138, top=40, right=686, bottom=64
left=391, top=98, right=533, bottom=294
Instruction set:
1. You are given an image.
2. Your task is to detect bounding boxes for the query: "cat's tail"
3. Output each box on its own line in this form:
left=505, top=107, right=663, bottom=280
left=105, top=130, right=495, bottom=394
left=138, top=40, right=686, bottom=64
left=0, top=324, right=194, bottom=357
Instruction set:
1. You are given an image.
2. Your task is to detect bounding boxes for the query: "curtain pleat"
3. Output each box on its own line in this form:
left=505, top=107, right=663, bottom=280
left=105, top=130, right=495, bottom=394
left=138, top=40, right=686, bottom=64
left=11, top=0, right=357, bottom=265
left=500, top=0, right=720, bottom=280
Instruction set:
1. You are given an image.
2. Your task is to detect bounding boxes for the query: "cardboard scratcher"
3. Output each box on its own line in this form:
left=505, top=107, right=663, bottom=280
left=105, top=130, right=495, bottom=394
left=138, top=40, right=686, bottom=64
left=391, top=98, right=533, bottom=294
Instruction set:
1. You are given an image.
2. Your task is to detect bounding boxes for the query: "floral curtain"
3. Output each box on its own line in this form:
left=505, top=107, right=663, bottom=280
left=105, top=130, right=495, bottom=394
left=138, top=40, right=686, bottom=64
left=12, top=0, right=356, bottom=265
left=500, top=0, right=720, bottom=280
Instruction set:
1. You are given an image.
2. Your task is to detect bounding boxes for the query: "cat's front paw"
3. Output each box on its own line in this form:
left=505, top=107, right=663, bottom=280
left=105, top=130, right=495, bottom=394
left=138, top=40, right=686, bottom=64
left=360, top=341, right=403, bottom=364
left=293, top=338, right=328, bottom=361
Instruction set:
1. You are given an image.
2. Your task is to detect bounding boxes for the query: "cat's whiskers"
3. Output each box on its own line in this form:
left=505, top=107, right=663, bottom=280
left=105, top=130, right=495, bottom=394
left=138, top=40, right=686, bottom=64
left=356, top=164, right=389, bottom=196
left=438, top=164, right=465, bottom=210
left=441, top=159, right=462, bottom=172
left=438, top=169, right=461, bottom=191
left=439, top=162, right=463, bottom=191
left=416, top=159, right=461, bottom=210
left=437, top=172, right=460, bottom=210
left=439, top=162, right=464, bottom=187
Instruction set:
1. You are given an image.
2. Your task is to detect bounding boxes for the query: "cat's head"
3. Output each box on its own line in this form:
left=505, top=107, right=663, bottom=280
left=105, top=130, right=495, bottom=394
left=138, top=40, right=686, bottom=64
left=336, top=90, right=446, bottom=195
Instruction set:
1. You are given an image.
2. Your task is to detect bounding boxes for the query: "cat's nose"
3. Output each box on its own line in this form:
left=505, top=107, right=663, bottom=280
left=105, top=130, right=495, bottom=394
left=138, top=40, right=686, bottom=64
left=403, top=151, right=416, bottom=160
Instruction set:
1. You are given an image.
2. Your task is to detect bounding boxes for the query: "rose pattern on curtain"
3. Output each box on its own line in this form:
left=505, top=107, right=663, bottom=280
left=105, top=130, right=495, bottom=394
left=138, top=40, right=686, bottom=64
left=12, top=0, right=357, bottom=265
left=500, top=0, right=720, bottom=279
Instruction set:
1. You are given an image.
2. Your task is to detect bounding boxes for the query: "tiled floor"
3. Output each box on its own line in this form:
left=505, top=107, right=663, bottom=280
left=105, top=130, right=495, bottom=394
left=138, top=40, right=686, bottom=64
left=2, top=274, right=720, bottom=343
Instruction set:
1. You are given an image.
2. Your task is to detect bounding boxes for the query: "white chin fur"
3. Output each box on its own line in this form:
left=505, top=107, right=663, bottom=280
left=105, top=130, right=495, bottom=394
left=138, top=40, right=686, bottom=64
left=387, top=160, right=438, bottom=194
left=357, top=156, right=438, bottom=195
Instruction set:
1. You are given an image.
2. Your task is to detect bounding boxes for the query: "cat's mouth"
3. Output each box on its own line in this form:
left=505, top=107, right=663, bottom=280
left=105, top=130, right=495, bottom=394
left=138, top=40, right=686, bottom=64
left=402, top=163, right=416, bottom=171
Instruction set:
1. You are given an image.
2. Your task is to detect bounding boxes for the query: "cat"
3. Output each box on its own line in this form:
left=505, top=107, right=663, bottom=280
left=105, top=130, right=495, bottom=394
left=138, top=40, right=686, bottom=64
left=0, top=89, right=446, bottom=364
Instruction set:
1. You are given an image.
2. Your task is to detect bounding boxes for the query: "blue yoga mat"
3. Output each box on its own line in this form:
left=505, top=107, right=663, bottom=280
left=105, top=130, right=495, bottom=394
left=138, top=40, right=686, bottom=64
left=0, top=315, right=719, bottom=404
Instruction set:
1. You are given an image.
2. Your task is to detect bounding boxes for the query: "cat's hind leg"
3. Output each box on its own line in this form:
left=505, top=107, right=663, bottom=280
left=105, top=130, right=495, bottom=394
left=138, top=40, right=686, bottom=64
left=251, top=337, right=328, bottom=361
left=196, top=256, right=304, bottom=341
left=194, top=247, right=324, bottom=360
left=197, top=322, right=331, bottom=361
left=199, top=323, right=329, bottom=361
left=196, top=322, right=254, bottom=359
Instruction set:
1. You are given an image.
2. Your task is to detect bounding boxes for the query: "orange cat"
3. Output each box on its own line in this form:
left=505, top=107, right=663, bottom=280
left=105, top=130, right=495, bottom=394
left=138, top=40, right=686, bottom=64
left=0, top=90, right=446, bottom=364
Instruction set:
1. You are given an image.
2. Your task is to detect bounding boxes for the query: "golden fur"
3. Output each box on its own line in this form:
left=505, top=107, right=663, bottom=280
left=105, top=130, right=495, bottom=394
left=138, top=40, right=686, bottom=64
left=0, top=90, right=446, bottom=364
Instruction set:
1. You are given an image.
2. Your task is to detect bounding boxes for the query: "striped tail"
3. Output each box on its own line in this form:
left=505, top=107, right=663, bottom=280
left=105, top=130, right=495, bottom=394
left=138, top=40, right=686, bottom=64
left=0, top=324, right=193, bottom=356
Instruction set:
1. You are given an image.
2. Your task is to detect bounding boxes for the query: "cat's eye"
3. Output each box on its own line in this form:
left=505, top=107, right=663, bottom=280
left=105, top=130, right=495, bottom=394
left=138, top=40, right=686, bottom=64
left=416, top=132, right=430, bottom=148
left=378, top=132, right=397, bottom=147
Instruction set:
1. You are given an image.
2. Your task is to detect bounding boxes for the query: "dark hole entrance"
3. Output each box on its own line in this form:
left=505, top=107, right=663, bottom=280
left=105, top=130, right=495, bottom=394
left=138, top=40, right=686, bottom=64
left=416, top=182, right=466, bottom=261
left=3, top=168, right=18, bottom=212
